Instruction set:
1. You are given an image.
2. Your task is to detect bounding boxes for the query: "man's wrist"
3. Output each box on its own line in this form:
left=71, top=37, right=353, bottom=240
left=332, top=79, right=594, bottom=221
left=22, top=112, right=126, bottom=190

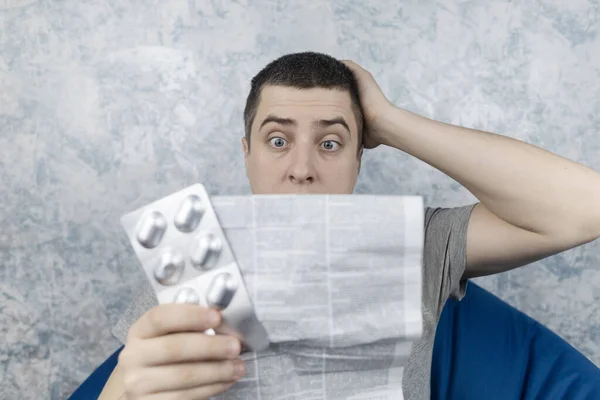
left=375, top=106, right=418, bottom=150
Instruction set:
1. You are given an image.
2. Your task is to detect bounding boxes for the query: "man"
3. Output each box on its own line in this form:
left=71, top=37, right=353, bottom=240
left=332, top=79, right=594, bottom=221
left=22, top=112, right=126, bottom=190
left=100, top=52, right=600, bottom=399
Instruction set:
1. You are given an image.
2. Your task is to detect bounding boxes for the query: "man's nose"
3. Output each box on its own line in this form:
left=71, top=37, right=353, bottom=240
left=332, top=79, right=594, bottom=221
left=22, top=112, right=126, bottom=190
left=288, top=151, right=315, bottom=184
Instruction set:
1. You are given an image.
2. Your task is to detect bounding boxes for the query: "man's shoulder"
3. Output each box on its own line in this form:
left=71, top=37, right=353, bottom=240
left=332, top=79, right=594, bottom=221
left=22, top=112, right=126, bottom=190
left=421, top=203, right=477, bottom=309
left=424, top=204, right=477, bottom=236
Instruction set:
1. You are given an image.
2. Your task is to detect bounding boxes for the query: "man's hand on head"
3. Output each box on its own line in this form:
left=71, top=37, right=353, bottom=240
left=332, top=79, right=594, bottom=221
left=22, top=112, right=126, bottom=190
left=341, top=59, right=396, bottom=149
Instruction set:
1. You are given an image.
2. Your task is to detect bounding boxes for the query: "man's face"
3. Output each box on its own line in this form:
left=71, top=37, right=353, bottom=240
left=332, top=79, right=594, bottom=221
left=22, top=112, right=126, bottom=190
left=243, top=85, right=363, bottom=194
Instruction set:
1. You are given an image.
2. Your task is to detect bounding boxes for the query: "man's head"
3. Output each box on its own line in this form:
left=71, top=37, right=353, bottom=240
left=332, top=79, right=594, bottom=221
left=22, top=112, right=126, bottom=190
left=242, top=52, right=364, bottom=194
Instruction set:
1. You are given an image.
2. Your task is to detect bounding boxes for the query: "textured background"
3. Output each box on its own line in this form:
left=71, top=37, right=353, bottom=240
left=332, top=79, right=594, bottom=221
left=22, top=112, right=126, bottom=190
left=1, top=0, right=599, bottom=398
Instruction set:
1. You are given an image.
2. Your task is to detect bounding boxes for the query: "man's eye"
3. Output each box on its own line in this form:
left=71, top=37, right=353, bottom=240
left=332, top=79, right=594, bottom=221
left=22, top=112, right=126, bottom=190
left=321, top=140, right=340, bottom=151
left=269, top=137, right=287, bottom=148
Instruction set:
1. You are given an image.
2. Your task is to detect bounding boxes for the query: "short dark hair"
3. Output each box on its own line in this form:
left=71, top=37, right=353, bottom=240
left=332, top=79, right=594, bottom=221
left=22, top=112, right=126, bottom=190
left=243, top=52, right=364, bottom=151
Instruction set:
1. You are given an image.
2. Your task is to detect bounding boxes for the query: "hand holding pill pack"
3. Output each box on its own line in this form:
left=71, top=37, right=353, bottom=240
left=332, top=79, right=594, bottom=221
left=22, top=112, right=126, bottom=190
left=120, top=184, right=270, bottom=352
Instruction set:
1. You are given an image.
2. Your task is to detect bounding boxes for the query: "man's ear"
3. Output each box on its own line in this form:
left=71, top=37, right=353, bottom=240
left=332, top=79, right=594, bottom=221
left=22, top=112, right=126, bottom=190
left=242, top=137, right=250, bottom=172
left=357, top=145, right=364, bottom=175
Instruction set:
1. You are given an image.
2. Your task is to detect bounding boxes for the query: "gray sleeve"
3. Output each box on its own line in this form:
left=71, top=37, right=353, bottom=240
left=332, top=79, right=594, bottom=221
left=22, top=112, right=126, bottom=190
left=111, top=280, right=158, bottom=343
left=423, top=204, right=477, bottom=319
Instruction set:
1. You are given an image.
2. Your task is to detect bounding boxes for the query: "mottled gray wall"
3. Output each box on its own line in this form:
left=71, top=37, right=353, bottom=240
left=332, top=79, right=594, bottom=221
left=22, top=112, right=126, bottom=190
left=1, top=0, right=599, bottom=398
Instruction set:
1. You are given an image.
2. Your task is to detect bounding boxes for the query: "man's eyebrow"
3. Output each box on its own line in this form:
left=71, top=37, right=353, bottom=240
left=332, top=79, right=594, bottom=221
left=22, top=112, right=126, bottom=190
left=259, top=115, right=296, bottom=129
left=313, top=117, right=351, bottom=137
left=259, top=115, right=351, bottom=138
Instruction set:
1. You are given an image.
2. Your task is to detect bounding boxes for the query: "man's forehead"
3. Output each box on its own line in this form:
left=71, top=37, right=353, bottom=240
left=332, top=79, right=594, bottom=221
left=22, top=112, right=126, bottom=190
left=254, top=86, right=356, bottom=127
left=257, top=85, right=353, bottom=109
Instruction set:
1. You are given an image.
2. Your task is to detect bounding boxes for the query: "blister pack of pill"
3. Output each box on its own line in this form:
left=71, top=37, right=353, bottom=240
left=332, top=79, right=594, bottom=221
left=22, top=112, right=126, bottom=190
left=120, top=184, right=270, bottom=352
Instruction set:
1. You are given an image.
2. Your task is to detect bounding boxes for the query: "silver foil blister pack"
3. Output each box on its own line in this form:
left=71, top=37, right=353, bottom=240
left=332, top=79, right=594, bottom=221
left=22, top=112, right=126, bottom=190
left=120, top=184, right=270, bottom=352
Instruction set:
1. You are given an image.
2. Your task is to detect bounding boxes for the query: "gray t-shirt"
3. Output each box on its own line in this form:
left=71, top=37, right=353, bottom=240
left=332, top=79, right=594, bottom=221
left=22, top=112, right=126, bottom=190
left=112, top=204, right=476, bottom=399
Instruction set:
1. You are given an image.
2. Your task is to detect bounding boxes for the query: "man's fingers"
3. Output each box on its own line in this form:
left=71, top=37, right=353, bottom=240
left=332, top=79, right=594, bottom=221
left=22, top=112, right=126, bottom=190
left=341, top=59, right=376, bottom=83
left=124, top=360, right=245, bottom=394
left=125, top=332, right=242, bottom=366
left=341, top=59, right=357, bottom=70
left=341, top=59, right=363, bottom=72
left=128, top=304, right=221, bottom=340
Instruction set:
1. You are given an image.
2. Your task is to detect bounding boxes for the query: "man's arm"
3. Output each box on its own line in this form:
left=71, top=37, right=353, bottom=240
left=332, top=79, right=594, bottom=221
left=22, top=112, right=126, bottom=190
left=377, top=107, right=600, bottom=278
